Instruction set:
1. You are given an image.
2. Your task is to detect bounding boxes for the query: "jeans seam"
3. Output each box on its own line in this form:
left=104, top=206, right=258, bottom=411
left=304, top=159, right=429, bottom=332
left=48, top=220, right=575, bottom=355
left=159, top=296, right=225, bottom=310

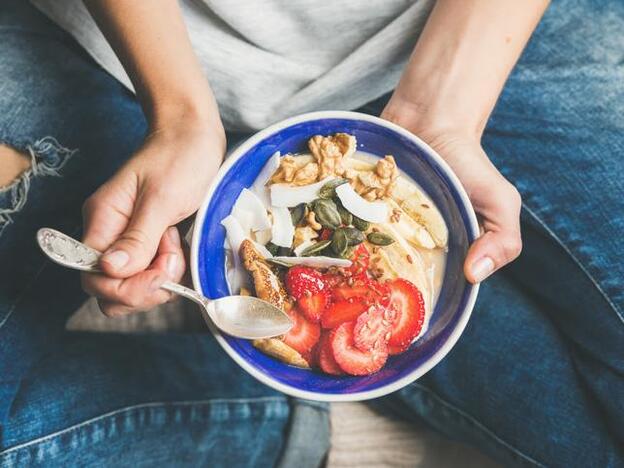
left=0, top=396, right=289, bottom=457
left=521, top=204, right=624, bottom=327
left=408, top=382, right=546, bottom=468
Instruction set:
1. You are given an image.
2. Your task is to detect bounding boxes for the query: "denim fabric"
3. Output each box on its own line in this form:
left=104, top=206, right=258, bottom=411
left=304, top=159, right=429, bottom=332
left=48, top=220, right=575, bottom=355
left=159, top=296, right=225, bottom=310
left=0, top=0, right=622, bottom=468
left=364, top=1, right=624, bottom=466
left=0, top=1, right=329, bottom=467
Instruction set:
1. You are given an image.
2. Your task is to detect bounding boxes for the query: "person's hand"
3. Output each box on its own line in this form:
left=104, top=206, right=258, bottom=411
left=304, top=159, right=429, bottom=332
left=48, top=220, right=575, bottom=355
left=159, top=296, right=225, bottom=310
left=81, top=119, right=225, bottom=316
left=381, top=99, right=522, bottom=284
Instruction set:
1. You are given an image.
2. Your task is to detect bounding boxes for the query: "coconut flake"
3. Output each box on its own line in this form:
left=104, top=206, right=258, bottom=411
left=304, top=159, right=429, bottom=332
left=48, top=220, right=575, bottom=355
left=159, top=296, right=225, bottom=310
left=225, top=244, right=248, bottom=294
left=270, top=177, right=336, bottom=207
left=271, top=256, right=352, bottom=268
left=221, top=215, right=247, bottom=253
left=253, top=241, right=273, bottom=258
left=335, top=183, right=388, bottom=223
left=254, top=228, right=272, bottom=246
left=270, top=206, right=295, bottom=248
left=251, top=151, right=281, bottom=207
left=232, top=188, right=271, bottom=232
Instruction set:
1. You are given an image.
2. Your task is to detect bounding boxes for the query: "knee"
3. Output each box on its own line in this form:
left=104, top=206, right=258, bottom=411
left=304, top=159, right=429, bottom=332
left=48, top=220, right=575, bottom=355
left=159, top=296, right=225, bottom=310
left=0, top=144, right=31, bottom=188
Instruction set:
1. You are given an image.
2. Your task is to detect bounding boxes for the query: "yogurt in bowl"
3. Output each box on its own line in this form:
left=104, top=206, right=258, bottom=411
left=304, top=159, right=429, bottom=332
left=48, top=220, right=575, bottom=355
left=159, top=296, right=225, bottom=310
left=191, top=111, right=479, bottom=401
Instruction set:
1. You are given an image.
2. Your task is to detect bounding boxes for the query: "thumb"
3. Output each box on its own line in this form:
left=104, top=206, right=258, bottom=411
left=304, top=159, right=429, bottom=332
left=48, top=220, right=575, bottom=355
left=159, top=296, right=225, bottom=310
left=100, top=197, right=169, bottom=278
left=464, top=229, right=523, bottom=283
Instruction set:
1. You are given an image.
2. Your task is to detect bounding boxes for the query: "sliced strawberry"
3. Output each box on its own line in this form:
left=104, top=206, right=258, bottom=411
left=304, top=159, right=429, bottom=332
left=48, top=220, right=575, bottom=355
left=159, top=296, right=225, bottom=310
left=345, top=244, right=370, bottom=277
left=297, top=291, right=329, bottom=323
left=321, top=299, right=367, bottom=329
left=332, top=278, right=390, bottom=307
left=285, top=266, right=325, bottom=299
left=319, top=228, right=333, bottom=241
left=322, top=272, right=345, bottom=289
left=354, top=305, right=393, bottom=351
left=386, top=279, right=425, bottom=355
left=283, top=307, right=321, bottom=354
left=318, top=333, right=343, bottom=375
left=330, top=321, right=388, bottom=376
left=300, top=349, right=314, bottom=367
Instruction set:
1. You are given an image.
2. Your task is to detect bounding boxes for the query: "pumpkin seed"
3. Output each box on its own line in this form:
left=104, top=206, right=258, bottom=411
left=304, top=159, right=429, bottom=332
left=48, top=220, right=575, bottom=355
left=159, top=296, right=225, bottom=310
left=289, top=203, right=307, bottom=226
left=352, top=215, right=370, bottom=231
left=266, top=258, right=292, bottom=268
left=277, top=246, right=294, bottom=257
left=367, top=232, right=395, bottom=246
left=319, top=178, right=349, bottom=199
left=337, top=227, right=365, bottom=246
left=330, top=228, right=349, bottom=256
left=265, top=242, right=279, bottom=256
left=341, top=246, right=355, bottom=259
left=336, top=201, right=353, bottom=226
left=300, top=239, right=332, bottom=257
left=311, top=198, right=342, bottom=230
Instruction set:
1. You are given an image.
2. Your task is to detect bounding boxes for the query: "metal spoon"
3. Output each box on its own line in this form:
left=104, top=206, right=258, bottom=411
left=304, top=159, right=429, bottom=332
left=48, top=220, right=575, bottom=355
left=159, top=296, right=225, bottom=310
left=36, top=228, right=293, bottom=339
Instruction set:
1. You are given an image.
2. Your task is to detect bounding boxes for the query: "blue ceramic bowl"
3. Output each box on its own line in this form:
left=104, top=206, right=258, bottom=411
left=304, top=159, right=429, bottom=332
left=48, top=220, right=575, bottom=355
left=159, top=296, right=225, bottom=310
left=191, top=111, right=479, bottom=401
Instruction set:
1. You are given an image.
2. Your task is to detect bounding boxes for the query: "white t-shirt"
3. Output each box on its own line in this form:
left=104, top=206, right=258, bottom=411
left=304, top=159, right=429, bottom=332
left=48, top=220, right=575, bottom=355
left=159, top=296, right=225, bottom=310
left=32, top=0, right=433, bottom=131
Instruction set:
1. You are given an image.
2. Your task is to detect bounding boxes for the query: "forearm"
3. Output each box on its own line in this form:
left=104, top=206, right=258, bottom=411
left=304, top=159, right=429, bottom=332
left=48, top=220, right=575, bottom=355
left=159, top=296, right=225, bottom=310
left=84, top=0, right=223, bottom=136
left=386, top=0, right=549, bottom=139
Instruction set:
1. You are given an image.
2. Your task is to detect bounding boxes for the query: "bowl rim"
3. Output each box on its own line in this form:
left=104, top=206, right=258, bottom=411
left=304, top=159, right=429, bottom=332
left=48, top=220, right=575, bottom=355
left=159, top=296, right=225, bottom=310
left=191, top=110, right=480, bottom=402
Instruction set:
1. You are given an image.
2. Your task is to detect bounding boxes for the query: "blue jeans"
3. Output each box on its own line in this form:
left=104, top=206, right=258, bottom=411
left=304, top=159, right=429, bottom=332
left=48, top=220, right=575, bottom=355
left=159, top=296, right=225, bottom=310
left=0, top=0, right=622, bottom=467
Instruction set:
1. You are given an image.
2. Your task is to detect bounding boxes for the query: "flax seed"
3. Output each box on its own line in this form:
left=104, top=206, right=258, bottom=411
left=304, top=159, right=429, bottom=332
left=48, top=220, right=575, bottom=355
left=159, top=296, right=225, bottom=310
left=406, top=254, right=413, bottom=264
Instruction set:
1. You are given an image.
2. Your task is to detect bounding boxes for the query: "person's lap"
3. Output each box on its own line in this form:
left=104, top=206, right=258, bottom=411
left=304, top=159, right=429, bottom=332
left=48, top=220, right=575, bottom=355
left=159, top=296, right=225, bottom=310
left=0, top=2, right=329, bottom=466
left=1, top=0, right=622, bottom=467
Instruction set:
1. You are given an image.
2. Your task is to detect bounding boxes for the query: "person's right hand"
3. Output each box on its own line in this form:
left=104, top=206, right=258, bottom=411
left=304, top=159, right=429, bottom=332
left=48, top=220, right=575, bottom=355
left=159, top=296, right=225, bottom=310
left=80, top=118, right=225, bottom=317
left=381, top=101, right=523, bottom=283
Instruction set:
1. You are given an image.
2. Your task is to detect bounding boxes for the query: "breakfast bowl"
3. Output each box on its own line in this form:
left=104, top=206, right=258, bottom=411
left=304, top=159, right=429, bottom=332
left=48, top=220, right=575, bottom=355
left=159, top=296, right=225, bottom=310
left=190, top=111, right=479, bottom=402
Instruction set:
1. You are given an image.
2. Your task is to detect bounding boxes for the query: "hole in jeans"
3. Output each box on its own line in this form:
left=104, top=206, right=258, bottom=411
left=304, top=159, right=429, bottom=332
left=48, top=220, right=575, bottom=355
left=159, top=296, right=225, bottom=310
left=0, top=145, right=31, bottom=188
left=0, top=137, right=77, bottom=236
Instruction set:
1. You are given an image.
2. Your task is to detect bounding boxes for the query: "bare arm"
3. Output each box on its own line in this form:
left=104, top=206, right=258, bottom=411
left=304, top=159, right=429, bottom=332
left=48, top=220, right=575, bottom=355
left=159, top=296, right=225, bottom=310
left=84, top=0, right=222, bottom=131
left=81, top=0, right=226, bottom=316
left=383, top=0, right=549, bottom=282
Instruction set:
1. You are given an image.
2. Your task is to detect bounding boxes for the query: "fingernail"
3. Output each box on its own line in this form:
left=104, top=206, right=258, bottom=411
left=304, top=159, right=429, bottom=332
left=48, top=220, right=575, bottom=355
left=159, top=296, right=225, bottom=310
left=102, top=250, right=129, bottom=270
left=166, top=253, right=178, bottom=278
left=150, top=274, right=165, bottom=292
left=471, top=256, right=495, bottom=282
left=167, top=226, right=181, bottom=246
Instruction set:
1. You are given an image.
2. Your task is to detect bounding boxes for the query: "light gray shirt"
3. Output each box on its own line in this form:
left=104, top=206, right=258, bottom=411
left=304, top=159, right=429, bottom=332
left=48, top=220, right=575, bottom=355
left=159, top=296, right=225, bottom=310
left=32, top=0, right=433, bottom=131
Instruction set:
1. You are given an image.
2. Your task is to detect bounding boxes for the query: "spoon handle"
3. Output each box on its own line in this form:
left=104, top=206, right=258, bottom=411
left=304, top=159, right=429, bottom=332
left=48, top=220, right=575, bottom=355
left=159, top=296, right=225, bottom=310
left=36, top=228, right=210, bottom=309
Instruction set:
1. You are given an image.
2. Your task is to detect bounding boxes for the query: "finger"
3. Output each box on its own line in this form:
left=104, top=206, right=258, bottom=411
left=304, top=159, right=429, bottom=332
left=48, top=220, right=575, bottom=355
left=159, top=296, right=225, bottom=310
left=99, top=193, right=170, bottom=278
left=81, top=227, right=184, bottom=313
left=82, top=182, right=134, bottom=253
left=151, top=226, right=186, bottom=284
left=83, top=268, right=171, bottom=313
left=464, top=186, right=522, bottom=283
left=96, top=298, right=132, bottom=318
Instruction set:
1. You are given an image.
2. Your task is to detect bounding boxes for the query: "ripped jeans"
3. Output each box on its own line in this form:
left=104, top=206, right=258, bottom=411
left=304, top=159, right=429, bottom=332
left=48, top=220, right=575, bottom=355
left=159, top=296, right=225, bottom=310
left=1, top=0, right=623, bottom=467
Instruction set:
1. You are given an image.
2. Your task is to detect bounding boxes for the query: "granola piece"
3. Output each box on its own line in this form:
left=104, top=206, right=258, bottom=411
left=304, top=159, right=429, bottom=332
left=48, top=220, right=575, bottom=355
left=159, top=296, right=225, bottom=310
left=292, top=161, right=319, bottom=186
left=353, top=155, right=399, bottom=201
left=293, top=226, right=319, bottom=249
left=252, top=338, right=310, bottom=368
left=308, top=133, right=356, bottom=179
left=239, top=239, right=287, bottom=311
left=306, top=211, right=322, bottom=231
left=270, top=155, right=298, bottom=184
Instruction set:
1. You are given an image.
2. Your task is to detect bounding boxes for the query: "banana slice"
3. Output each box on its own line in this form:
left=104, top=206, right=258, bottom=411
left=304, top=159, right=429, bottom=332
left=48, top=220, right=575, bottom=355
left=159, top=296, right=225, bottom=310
left=399, top=192, right=448, bottom=248
left=384, top=199, right=436, bottom=249
left=369, top=224, right=432, bottom=316
left=252, top=339, right=310, bottom=368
